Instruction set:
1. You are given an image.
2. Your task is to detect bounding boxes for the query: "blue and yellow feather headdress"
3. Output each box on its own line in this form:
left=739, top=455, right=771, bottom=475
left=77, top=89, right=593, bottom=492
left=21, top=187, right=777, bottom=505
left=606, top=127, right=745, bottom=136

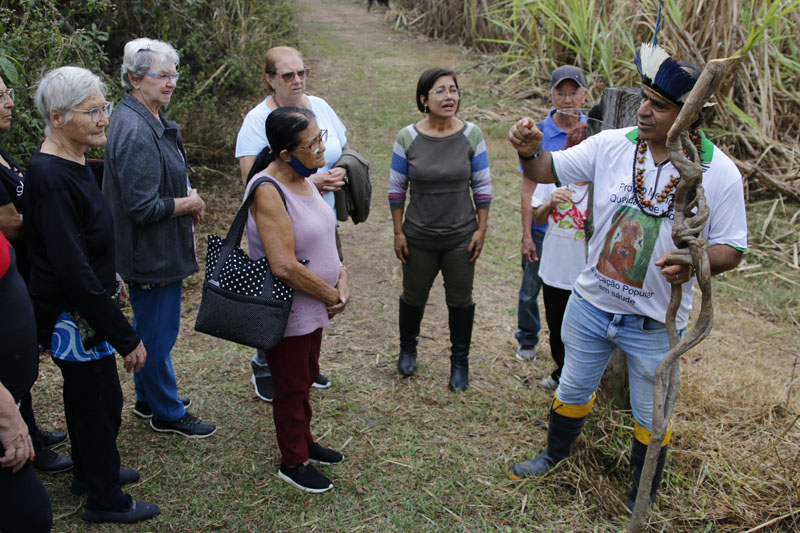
left=635, top=42, right=699, bottom=106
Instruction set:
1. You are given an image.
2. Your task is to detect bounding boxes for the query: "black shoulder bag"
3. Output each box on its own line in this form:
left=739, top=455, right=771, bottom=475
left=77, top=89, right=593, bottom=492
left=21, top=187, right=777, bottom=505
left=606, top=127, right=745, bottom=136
left=194, top=176, right=293, bottom=350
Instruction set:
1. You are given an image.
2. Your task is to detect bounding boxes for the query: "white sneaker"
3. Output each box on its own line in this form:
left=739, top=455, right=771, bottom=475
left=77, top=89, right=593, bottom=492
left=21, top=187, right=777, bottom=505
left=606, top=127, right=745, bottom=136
left=515, top=346, right=536, bottom=361
left=538, top=376, right=559, bottom=391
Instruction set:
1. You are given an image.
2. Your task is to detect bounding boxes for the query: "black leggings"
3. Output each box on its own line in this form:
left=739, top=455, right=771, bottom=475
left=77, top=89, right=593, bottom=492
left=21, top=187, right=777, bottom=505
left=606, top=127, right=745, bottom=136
left=54, top=356, right=126, bottom=511
left=542, top=283, right=572, bottom=381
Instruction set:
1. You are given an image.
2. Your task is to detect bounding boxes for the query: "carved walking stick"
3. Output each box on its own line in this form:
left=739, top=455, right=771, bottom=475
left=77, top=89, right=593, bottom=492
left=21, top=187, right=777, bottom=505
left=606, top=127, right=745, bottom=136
left=628, top=58, right=735, bottom=532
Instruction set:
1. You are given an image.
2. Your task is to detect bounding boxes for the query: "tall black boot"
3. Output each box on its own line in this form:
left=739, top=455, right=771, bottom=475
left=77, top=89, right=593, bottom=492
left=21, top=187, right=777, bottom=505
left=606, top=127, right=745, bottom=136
left=626, top=438, right=668, bottom=512
left=509, top=409, right=587, bottom=479
left=447, top=303, right=475, bottom=392
left=397, top=298, right=425, bottom=376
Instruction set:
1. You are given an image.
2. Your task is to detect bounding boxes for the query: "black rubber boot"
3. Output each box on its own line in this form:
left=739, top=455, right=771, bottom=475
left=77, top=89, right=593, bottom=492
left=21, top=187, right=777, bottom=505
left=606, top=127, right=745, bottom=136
left=626, top=439, right=668, bottom=513
left=397, top=298, right=425, bottom=376
left=447, top=303, right=475, bottom=392
left=509, top=409, right=587, bottom=479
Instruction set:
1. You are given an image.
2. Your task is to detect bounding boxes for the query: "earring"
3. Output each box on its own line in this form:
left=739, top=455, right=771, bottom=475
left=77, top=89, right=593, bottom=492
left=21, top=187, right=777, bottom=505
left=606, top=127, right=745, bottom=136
left=424, top=104, right=428, bottom=113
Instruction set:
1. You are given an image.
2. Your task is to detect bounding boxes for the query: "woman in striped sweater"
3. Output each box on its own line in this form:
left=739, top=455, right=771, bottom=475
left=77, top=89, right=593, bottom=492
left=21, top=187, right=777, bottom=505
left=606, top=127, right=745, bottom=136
left=388, top=67, right=492, bottom=392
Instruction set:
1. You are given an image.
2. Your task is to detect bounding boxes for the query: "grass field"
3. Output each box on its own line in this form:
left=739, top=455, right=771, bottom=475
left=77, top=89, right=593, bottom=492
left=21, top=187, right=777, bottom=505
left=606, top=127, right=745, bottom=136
left=30, top=0, right=800, bottom=531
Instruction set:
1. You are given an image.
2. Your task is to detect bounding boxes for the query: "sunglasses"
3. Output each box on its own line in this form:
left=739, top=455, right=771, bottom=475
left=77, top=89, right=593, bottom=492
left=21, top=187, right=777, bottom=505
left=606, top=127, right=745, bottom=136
left=270, top=69, right=310, bottom=83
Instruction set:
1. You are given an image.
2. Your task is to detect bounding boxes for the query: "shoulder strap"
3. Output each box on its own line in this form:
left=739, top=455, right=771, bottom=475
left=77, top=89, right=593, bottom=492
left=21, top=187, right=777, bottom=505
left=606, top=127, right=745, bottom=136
left=223, top=175, right=287, bottom=247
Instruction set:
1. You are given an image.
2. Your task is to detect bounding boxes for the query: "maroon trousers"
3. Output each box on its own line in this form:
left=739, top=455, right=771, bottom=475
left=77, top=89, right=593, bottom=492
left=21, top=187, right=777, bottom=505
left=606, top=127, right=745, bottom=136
left=265, top=328, right=322, bottom=466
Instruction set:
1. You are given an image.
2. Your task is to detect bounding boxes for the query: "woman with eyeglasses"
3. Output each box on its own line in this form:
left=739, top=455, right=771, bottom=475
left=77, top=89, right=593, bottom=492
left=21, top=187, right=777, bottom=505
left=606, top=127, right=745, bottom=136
left=24, top=66, right=158, bottom=524
left=236, top=45, right=351, bottom=402
left=389, top=67, right=492, bottom=392
left=243, top=107, right=348, bottom=493
left=103, top=38, right=216, bottom=439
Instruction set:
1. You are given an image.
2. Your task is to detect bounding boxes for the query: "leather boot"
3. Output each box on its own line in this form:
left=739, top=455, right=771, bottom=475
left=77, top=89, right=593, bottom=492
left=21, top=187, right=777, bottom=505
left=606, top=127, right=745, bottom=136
left=509, top=405, right=590, bottom=479
left=447, top=303, right=474, bottom=392
left=626, top=438, right=668, bottom=513
left=397, top=298, right=425, bottom=376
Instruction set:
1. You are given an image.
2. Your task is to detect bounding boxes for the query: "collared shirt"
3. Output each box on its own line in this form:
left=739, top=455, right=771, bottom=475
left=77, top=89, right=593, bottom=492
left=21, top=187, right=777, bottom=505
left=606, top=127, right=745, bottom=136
left=551, top=127, right=747, bottom=328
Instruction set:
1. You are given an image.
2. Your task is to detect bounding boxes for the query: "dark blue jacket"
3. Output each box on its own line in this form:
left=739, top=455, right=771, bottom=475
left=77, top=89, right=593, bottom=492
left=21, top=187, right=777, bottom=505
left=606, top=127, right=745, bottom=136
left=103, top=92, right=198, bottom=284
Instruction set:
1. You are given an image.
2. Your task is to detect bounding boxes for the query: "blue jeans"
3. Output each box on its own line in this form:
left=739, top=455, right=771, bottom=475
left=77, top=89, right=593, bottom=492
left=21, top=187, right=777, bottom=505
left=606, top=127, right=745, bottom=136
left=130, top=281, right=186, bottom=422
left=558, top=290, right=682, bottom=432
left=515, top=230, right=544, bottom=348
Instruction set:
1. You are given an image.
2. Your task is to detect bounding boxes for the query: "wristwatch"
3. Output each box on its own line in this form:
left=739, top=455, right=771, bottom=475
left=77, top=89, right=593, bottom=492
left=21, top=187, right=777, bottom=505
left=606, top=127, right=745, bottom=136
left=518, top=146, right=541, bottom=160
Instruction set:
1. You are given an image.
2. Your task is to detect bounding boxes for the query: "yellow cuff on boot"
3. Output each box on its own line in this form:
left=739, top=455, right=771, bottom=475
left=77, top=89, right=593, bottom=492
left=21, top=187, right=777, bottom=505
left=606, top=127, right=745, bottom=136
left=634, top=420, right=673, bottom=447
left=551, top=392, right=596, bottom=419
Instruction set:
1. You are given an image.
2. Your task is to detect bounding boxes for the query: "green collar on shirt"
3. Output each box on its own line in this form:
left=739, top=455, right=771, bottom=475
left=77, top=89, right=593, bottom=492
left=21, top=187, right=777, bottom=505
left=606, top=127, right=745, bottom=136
left=624, top=128, right=714, bottom=163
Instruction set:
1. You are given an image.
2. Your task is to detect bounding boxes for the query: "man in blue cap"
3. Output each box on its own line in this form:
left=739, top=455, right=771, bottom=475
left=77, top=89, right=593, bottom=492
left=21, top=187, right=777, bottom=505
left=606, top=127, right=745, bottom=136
left=515, top=66, right=588, bottom=366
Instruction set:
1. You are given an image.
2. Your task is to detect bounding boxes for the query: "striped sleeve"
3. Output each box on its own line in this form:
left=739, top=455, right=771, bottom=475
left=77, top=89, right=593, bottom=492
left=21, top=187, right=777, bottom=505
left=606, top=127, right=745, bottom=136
left=465, top=122, right=491, bottom=207
left=388, top=126, right=415, bottom=209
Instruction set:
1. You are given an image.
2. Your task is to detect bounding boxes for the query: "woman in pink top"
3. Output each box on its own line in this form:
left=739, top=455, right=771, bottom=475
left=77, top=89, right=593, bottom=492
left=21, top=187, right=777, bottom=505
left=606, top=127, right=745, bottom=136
left=243, top=107, right=349, bottom=493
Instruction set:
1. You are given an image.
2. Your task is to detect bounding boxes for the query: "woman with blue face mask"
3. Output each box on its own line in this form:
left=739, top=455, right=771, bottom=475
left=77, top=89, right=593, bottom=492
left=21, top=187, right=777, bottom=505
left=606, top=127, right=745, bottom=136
left=236, top=45, right=351, bottom=402
left=242, top=107, right=349, bottom=493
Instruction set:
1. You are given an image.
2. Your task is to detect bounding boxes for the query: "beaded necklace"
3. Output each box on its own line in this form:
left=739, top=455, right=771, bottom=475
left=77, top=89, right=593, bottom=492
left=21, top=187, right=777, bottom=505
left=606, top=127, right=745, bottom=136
left=632, top=131, right=702, bottom=218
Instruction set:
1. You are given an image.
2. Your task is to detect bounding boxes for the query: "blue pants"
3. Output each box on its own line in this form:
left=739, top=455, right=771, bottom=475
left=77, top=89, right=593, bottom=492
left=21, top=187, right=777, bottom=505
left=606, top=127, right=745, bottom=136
left=130, top=281, right=185, bottom=422
left=557, top=290, right=681, bottom=431
left=515, top=230, right=544, bottom=348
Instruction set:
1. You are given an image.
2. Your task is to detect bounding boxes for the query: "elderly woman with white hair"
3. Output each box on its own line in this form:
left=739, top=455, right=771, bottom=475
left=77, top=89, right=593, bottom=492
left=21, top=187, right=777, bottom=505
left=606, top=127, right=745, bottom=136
left=103, top=38, right=215, bottom=438
left=24, top=66, right=159, bottom=524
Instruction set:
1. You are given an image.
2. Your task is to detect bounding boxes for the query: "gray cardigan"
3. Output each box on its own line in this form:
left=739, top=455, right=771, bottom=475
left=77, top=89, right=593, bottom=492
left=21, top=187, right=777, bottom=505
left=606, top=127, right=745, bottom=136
left=103, top=92, right=198, bottom=284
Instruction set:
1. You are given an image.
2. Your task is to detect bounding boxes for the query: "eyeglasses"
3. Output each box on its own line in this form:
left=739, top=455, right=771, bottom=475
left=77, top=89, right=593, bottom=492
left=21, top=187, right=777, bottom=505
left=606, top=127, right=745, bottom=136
left=553, top=90, right=583, bottom=100
left=145, top=71, right=180, bottom=83
left=270, top=69, right=309, bottom=83
left=71, top=102, right=114, bottom=122
left=430, top=87, right=462, bottom=99
left=0, top=88, right=14, bottom=105
left=296, top=129, right=327, bottom=154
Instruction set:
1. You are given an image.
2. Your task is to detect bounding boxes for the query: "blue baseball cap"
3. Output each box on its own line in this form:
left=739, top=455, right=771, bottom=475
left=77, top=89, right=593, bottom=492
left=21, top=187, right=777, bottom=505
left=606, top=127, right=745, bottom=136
left=550, top=66, right=587, bottom=90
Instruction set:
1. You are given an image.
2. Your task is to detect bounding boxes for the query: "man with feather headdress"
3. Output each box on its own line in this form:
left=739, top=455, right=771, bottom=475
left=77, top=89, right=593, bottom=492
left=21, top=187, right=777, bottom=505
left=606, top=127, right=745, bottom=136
left=506, top=42, right=747, bottom=511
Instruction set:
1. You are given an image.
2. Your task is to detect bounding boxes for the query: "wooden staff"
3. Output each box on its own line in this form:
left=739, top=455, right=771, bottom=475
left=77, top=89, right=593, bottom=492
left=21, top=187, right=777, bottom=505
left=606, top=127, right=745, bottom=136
left=628, top=57, right=735, bottom=533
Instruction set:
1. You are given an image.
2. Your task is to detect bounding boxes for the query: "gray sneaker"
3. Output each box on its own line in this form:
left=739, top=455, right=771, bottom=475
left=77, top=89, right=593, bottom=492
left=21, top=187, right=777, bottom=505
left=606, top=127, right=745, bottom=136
left=515, top=346, right=536, bottom=361
left=539, top=376, right=559, bottom=391
left=150, top=413, right=216, bottom=439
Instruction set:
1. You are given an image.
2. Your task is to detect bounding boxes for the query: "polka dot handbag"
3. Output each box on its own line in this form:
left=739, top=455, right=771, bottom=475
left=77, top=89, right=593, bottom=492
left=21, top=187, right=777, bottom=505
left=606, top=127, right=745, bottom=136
left=195, top=176, right=293, bottom=349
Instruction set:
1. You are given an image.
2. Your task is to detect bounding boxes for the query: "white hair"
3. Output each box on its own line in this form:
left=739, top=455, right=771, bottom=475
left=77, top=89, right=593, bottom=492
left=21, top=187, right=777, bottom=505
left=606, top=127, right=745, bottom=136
left=120, top=38, right=180, bottom=91
left=34, top=66, right=106, bottom=136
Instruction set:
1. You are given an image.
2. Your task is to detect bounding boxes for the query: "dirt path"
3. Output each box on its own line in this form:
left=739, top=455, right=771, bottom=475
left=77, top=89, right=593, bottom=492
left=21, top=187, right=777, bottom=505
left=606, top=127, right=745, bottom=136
left=292, top=0, right=528, bottom=387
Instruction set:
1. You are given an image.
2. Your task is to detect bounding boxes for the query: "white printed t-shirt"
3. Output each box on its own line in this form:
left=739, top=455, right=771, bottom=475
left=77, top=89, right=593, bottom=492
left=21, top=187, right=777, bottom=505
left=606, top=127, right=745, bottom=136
left=551, top=127, right=747, bottom=328
left=532, top=182, right=589, bottom=290
left=235, top=94, right=347, bottom=209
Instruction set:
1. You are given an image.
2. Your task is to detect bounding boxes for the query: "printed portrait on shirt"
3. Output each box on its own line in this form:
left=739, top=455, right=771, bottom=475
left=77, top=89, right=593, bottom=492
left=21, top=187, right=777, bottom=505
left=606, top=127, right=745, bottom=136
left=596, top=205, right=661, bottom=288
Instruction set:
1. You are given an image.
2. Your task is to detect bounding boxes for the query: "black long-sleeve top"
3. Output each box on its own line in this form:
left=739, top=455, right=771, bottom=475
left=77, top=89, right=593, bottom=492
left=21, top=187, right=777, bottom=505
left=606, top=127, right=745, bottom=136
left=23, top=150, right=140, bottom=356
